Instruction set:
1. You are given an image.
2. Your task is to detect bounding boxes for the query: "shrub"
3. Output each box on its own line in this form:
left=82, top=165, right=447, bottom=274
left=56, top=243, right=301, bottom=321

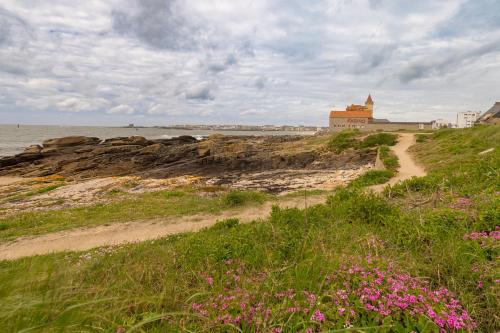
left=415, top=134, right=430, bottom=143
left=210, top=218, right=240, bottom=231
left=379, top=145, right=400, bottom=172
left=360, top=133, right=397, bottom=148
left=384, top=176, right=440, bottom=197
left=327, top=129, right=360, bottom=153
left=222, top=191, right=268, bottom=207
left=328, top=187, right=396, bottom=226
left=350, top=170, right=394, bottom=187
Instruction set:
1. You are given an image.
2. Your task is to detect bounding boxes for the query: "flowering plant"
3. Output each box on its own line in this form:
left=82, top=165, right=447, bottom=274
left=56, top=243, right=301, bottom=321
left=186, top=258, right=475, bottom=332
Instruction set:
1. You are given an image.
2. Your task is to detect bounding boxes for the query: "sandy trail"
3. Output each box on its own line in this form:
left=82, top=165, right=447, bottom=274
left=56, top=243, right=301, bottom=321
left=0, top=195, right=326, bottom=260
left=0, top=177, right=23, bottom=186
left=0, top=133, right=425, bottom=260
left=371, top=133, right=426, bottom=192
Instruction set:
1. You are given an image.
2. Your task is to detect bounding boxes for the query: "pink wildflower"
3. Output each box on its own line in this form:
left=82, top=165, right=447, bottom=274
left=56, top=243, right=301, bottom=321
left=310, top=309, right=325, bottom=323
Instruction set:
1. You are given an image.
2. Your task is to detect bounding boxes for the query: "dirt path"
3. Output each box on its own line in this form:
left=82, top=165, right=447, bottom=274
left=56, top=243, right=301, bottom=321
left=0, top=133, right=425, bottom=260
left=371, top=133, right=426, bottom=192
left=0, top=195, right=326, bottom=260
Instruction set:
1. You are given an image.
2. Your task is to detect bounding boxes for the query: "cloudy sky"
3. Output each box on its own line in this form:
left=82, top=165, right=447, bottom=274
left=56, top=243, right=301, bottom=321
left=1, top=0, right=499, bottom=126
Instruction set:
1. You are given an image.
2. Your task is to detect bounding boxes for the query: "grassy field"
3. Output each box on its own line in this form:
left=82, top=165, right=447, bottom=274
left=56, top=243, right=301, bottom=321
left=0, top=126, right=498, bottom=332
left=0, top=189, right=270, bottom=241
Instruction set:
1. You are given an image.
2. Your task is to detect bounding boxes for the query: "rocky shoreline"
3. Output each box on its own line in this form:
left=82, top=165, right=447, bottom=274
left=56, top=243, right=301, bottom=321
left=0, top=134, right=376, bottom=193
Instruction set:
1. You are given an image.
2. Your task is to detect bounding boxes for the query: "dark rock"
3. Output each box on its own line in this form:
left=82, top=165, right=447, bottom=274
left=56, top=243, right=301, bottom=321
left=140, top=143, right=168, bottom=155
left=103, top=136, right=151, bottom=146
left=42, top=136, right=101, bottom=148
left=24, top=145, right=42, bottom=154
left=0, top=134, right=376, bottom=181
left=92, top=145, right=143, bottom=155
left=152, top=135, right=198, bottom=146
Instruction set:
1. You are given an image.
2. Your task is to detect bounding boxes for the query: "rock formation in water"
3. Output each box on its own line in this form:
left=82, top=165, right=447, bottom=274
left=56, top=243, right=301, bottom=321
left=0, top=135, right=376, bottom=182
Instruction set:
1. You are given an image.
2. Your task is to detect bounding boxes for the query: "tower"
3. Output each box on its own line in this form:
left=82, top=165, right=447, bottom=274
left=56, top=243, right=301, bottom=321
left=365, top=94, right=374, bottom=117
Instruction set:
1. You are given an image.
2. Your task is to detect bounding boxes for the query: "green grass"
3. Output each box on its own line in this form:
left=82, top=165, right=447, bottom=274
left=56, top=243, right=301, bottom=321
left=327, top=129, right=360, bottom=153
left=379, top=145, right=400, bottom=172
left=349, top=170, right=395, bottom=187
left=0, top=126, right=498, bottom=332
left=347, top=143, right=400, bottom=188
left=360, top=133, right=398, bottom=148
left=327, top=130, right=398, bottom=153
left=4, top=182, right=65, bottom=203
left=0, top=189, right=271, bottom=241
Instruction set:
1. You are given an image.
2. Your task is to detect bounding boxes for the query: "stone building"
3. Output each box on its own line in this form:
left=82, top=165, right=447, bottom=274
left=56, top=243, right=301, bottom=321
left=329, top=95, right=431, bottom=132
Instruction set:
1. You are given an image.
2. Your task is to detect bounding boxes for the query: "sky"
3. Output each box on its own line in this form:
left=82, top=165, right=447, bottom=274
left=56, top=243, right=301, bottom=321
left=0, top=0, right=499, bottom=127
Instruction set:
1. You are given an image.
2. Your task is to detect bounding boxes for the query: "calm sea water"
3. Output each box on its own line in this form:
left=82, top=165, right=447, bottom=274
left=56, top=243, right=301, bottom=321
left=0, top=124, right=313, bottom=157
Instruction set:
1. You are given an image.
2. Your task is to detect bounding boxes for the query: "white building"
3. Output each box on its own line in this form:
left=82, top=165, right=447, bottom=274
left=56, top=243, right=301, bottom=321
left=456, top=111, right=481, bottom=128
left=431, top=119, right=449, bottom=129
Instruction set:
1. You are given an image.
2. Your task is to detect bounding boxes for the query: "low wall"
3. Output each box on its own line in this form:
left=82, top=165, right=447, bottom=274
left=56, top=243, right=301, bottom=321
left=329, top=121, right=432, bottom=132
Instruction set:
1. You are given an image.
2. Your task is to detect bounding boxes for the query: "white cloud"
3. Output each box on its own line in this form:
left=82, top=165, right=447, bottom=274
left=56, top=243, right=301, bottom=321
left=108, top=104, right=135, bottom=115
left=0, top=0, right=499, bottom=126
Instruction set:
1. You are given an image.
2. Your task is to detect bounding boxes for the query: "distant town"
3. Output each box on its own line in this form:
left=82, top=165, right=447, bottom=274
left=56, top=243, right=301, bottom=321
left=125, top=100, right=499, bottom=132
left=126, top=124, right=326, bottom=132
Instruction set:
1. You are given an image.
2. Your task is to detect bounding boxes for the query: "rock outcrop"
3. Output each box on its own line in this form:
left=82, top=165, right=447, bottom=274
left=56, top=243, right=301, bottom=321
left=0, top=135, right=376, bottom=184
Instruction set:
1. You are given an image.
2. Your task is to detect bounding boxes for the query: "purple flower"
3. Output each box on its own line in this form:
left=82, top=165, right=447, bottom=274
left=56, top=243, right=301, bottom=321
left=310, top=309, right=325, bottom=323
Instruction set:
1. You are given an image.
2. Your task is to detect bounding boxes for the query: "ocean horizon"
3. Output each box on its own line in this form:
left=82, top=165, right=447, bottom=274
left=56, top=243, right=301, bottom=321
left=0, top=124, right=314, bottom=157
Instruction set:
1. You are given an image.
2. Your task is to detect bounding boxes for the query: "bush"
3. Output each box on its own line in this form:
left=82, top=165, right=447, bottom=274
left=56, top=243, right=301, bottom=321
left=360, top=133, right=397, bottom=148
left=350, top=170, right=394, bottom=187
left=222, top=191, right=268, bottom=207
left=327, top=130, right=360, bottom=153
left=379, top=145, right=400, bottom=172
left=384, top=176, right=440, bottom=197
left=327, top=187, right=396, bottom=226
left=415, top=134, right=430, bottom=143
left=210, top=218, right=240, bottom=231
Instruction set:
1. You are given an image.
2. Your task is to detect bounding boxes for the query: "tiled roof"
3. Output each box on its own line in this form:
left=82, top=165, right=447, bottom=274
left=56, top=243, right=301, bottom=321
left=329, top=110, right=372, bottom=118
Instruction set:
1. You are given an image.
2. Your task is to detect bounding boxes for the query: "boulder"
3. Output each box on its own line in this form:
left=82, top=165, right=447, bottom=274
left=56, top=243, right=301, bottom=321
left=92, top=145, right=143, bottom=155
left=104, top=136, right=150, bottom=146
left=140, top=143, right=169, bottom=155
left=23, top=145, right=42, bottom=154
left=42, top=136, right=101, bottom=148
left=152, top=136, right=198, bottom=146
left=198, top=147, right=211, bottom=157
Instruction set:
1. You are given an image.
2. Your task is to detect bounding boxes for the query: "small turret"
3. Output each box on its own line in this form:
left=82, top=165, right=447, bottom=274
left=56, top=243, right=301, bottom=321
left=365, top=94, right=373, bottom=105
left=365, top=94, right=374, bottom=116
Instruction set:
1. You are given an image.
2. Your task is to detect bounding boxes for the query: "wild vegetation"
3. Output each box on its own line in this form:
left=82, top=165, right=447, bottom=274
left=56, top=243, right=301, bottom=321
left=349, top=141, right=400, bottom=188
left=0, top=189, right=270, bottom=240
left=328, top=130, right=398, bottom=153
left=0, top=126, right=498, bottom=332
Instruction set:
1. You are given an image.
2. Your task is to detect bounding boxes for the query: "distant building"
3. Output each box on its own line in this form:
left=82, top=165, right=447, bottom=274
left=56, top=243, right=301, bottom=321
left=128, top=124, right=135, bottom=128
left=329, top=95, right=431, bottom=132
left=476, top=102, right=500, bottom=125
left=456, top=111, right=480, bottom=128
left=431, top=119, right=449, bottom=129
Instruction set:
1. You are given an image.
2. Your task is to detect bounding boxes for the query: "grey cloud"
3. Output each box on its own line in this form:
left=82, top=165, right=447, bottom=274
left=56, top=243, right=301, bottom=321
left=354, top=44, right=397, bottom=74
left=0, top=7, right=33, bottom=76
left=435, top=0, right=500, bottom=37
left=0, top=61, right=27, bottom=75
left=264, top=0, right=331, bottom=60
left=0, top=6, right=31, bottom=47
left=254, top=76, right=267, bottom=89
left=369, top=0, right=384, bottom=10
left=206, top=54, right=238, bottom=74
left=111, top=0, right=197, bottom=50
left=185, top=82, right=215, bottom=101
left=399, top=39, right=500, bottom=83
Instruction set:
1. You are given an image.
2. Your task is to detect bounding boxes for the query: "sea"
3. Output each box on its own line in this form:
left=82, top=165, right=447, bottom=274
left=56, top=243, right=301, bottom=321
left=0, top=124, right=315, bottom=157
